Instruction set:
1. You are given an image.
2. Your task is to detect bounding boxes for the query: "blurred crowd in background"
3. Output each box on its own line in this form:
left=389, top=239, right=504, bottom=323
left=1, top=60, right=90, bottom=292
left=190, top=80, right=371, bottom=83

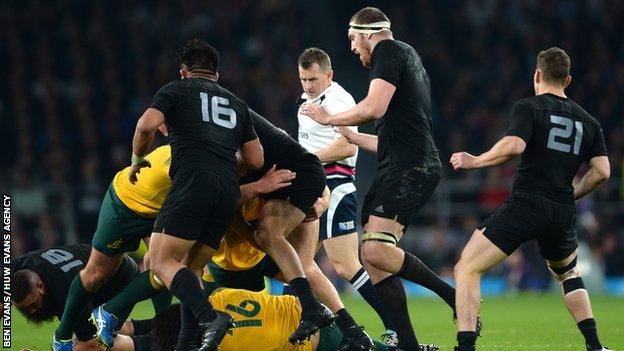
left=2, top=0, right=623, bottom=293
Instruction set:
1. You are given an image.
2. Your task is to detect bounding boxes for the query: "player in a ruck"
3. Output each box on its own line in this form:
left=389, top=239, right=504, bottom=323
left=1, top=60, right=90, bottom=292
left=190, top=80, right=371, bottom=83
left=296, top=47, right=398, bottom=348
left=451, top=48, right=612, bottom=351
left=302, top=7, right=458, bottom=350
left=14, top=244, right=139, bottom=351
left=91, top=39, right=264, bottom=351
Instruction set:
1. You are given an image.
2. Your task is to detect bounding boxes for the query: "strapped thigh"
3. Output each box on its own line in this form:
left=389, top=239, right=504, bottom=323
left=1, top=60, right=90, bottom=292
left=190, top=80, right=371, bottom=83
left=362, top=231, right=398, bottom=246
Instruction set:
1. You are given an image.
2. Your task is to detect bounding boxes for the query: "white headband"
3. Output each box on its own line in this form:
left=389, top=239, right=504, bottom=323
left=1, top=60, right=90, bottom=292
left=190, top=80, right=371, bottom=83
left=349, top=21, right=391, bottom=34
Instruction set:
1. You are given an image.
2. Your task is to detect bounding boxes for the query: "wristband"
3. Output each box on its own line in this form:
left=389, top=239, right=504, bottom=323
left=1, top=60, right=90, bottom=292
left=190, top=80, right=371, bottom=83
left=131, top=153, right=146, bottom=165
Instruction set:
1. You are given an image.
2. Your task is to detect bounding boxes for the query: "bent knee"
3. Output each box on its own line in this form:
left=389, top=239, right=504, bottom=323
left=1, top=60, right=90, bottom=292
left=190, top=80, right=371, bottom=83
left=454, top=259, right=484, bottom=277
left=330, top=260, right=361, bottom=280
left=361, top=243, right=385, bottom=268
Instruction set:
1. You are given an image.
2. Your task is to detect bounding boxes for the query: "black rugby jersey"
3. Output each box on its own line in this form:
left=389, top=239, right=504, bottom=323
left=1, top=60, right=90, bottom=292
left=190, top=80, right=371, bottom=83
left=240, top=109, right=321, bottom=184
left=150, top=78, right=258, bottom=179
left=370, top=39, right=441, bottom=171
left=506, top=93, right=607, bottom=204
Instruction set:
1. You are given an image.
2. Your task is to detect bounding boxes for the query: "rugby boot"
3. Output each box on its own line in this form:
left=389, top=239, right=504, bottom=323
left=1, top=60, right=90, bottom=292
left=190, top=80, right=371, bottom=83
left=198, top=310, right=235, bottom=351
left=91, top=305, right=118, bottom=348
left=338, top=325, right=374, bottom=350
left=289, top=302, right=336, bottom=344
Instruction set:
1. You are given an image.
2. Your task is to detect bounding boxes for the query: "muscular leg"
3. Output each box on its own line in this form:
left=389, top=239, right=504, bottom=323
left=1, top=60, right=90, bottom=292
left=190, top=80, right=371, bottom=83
left=290, top=220, right=343, bottom=313
left=548, top=251, right=605, bottom=350
left=177, top=242, right=217, bottom=350
left=361, top=216, right=419, bottom=349
left=254, top=199, right=307, bottom=281
left=363, top=215, right=456, bottom=308
left=290, top=220, right=372, bottom=348
left=323, top=233, right=361, bottom=280
left=55, top=248, right=124, bottom=340
left=454, top=229, right=507, bottom=350
left=325, top=233, right=397, bottom=333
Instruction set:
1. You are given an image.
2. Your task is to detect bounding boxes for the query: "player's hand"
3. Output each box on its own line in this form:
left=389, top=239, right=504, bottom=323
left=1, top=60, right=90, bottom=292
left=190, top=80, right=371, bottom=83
left=334, top=126, right=355, bottom=143
left=303, top=188, right=330, bottom=222
left=128, top=159, right=152, bottom=185
left=300, top=103, right=331, bottom=125
left=450, top=151, right=478, bottom=170
left=257, top=165, right=296, bottom=194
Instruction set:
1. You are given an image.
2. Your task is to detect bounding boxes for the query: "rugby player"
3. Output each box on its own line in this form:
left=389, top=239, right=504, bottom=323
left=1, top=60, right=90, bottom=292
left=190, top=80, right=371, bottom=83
left=91, top=111, right=369, bottom=349
left=235, top=111, right=374, bottom=349
left=451, top=48, right=612, bottom=351
left=90, top=39, right=264, bottom=351
left=14, top=244, right=139, bottom=351
left=302, top=7, right=458, bottom=349
left=296, top=47, right=398, bottom=348
left=112, top=289, right=396, bottom=351
left=52, top=143, right=173, bottom=351
left=201, top=196, right=438, bottom=351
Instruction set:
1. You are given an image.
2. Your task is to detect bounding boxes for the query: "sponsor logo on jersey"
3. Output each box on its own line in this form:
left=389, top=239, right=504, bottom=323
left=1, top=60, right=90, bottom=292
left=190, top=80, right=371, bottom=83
left=338, top=221, right=355, bottom=231
left=107, top=239, right=123, bottom=249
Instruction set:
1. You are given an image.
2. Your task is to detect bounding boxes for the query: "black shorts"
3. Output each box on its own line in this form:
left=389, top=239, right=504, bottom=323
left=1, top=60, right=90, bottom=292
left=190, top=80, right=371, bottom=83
left=362, top=166, right=441, bottom=227
left=75, top=256, right=139, bottom=341
left=479, top=192, right=578, bottom=261
left=264, top=160, right=326, bottom=215
left=154, top=170, right=240, bottom=250
left=208, top=255, right=280, bottom=292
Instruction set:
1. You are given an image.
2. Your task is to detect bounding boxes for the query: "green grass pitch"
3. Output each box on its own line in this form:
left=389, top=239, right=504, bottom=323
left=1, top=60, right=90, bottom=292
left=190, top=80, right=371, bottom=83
left=10, top=293, right=623, bottom=350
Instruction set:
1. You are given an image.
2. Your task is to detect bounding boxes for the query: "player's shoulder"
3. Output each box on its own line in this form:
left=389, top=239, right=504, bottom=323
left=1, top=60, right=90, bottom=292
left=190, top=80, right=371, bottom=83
left=372, top=39, right=405, bottom=59
left=566, top=99, right=601, bottom=126
left=210, top=83, right=248, bottom=107
left=514, top=95, right=542, bottom=109
left=324, top=82, right=356, bottom=105
left=157, top=79, right=183, bottom=93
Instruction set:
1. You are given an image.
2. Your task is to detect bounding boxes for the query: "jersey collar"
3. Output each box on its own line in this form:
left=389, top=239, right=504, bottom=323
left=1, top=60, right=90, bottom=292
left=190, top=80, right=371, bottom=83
left=300, top=81, right=338, bottom=104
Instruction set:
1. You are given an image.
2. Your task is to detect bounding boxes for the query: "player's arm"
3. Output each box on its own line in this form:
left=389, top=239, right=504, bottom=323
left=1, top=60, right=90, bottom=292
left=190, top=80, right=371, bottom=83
left=573, top=156, right=610, bottom=200
left=300, top=78, right=396, bottom=126
left=303, top=186, right=331, bottom=222
left=240, top=138, right=264, bottom=170
left=451, top=136, right=526, bottom=170
left=452, top=101, right=532, bottom=170
left=335, top=126, right=378, bottom=154
left=129, top=108, right=165, bottom=184
left=239, top=165, right=296, bottom=202
left=315, top=136, right=357, bottom=163
left=238, top=107, right=264, bottom=170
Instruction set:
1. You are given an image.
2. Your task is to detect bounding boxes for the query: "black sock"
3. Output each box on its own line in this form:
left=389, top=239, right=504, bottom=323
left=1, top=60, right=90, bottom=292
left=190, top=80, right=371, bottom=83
left=374, top=275, right=419, bottom=349
left=151, top=290, right=174, bottom=314
left=289, top=277, right=317, bottom=311
left=169, top=268, right=216, bottom=323
left=578, top=318, right=602, bottom=349
left=350, top=267, right=396, bottom=332
left=457, top=331, right=477, bottom=350
left=398, top=252, right=456, bottom=309
left=335, top=308, right=357, bottom=334
left=131, top=319, right=154, bottom=335
left=282, top=284, right=296, bottom=296
left=130, top=335, right=152, bottom=351
left=176, top=303, right=202, bottom=351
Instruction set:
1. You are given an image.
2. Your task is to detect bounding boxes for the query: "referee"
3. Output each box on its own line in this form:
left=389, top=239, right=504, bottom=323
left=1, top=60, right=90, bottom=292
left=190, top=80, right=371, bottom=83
left=302, top=7, right=455, bottom=350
